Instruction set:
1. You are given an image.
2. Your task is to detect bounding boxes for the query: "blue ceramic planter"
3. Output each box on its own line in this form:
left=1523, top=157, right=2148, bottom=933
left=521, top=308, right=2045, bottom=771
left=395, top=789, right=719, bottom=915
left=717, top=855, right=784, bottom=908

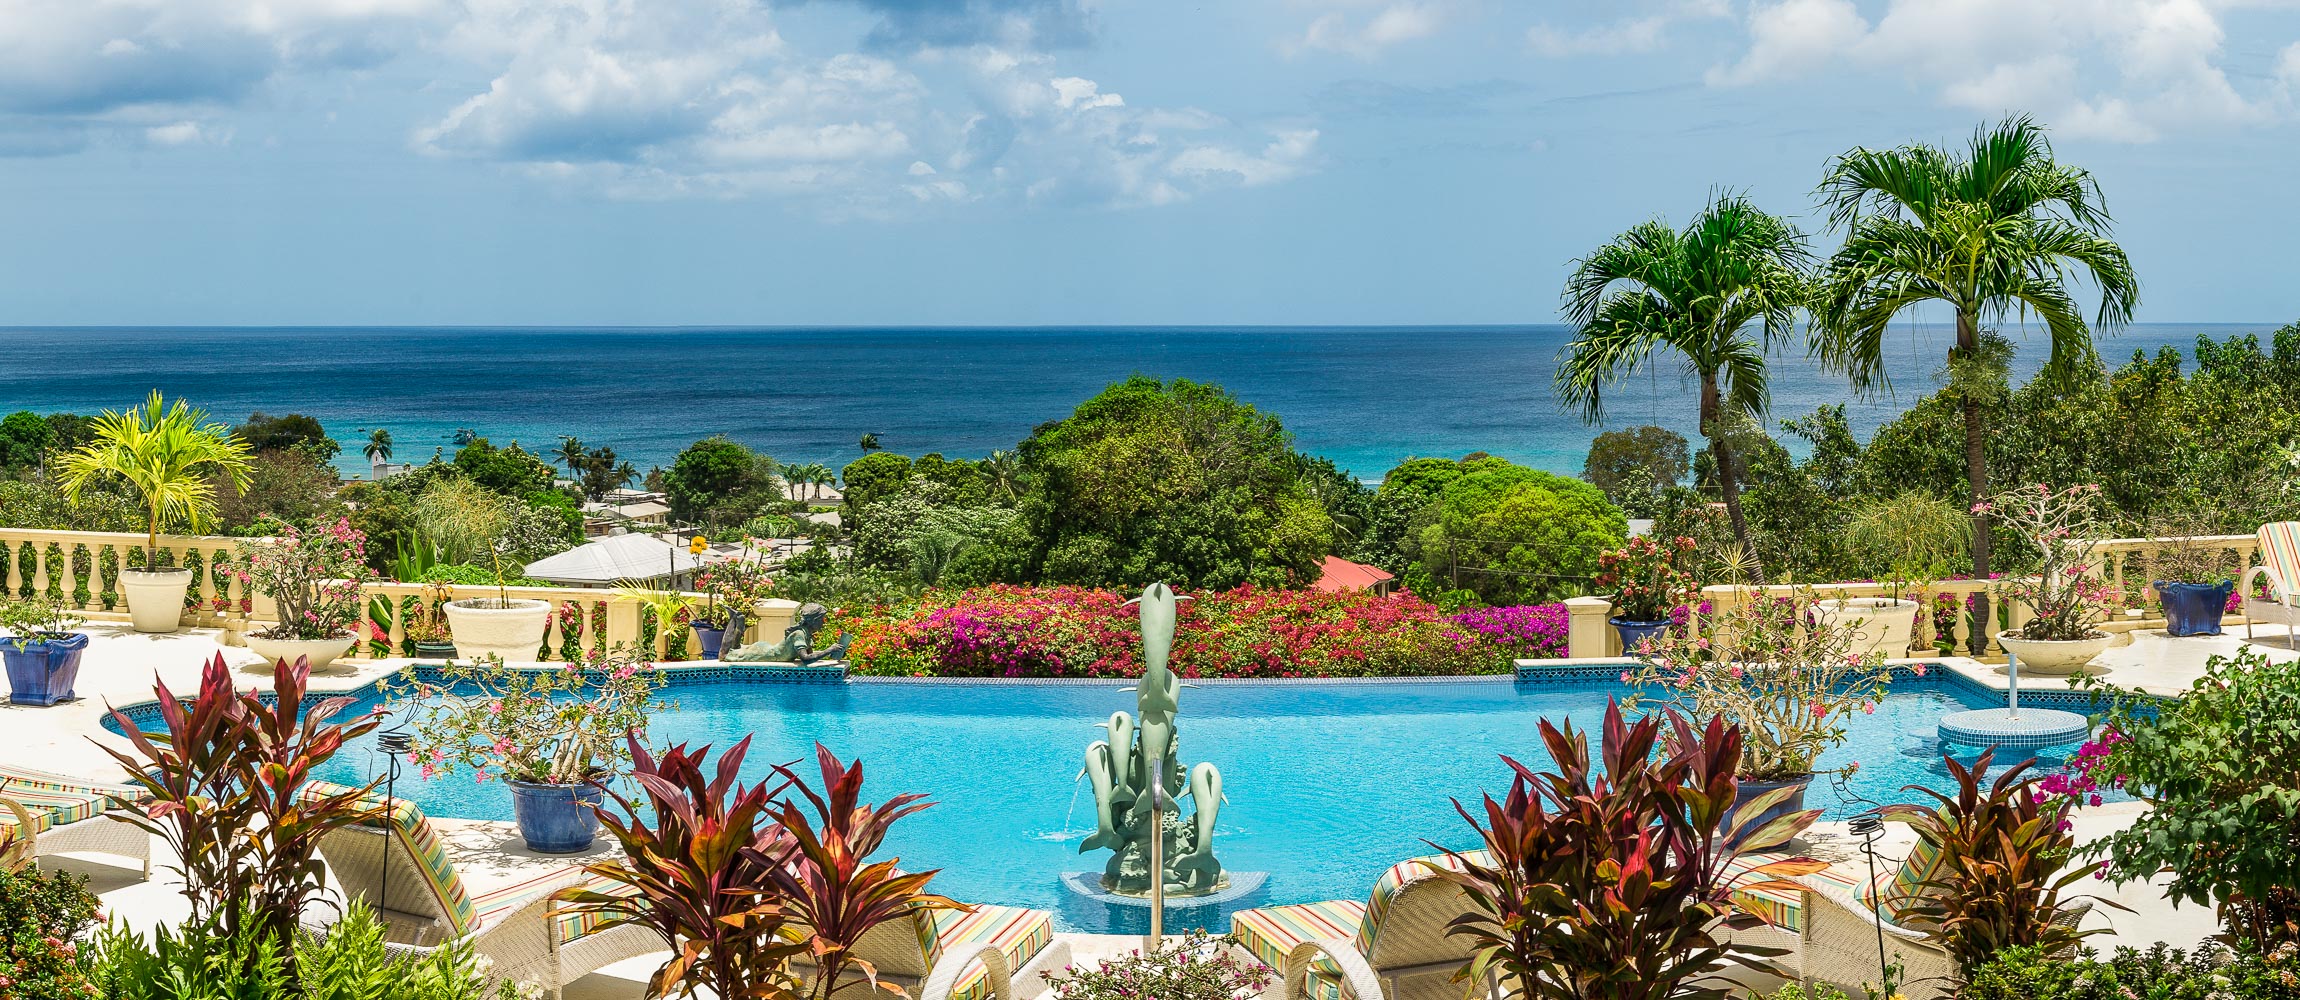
left=3, top=632, right=88, bottom=707
left=1609, top=617, right=1672, bottom=654
left=2157, top=580, right=2235, bottom=637
left=1730, top=773, right=1815, bottom=838
left=507, top=779, right=605, bottom=854
left=690, top=612, right=746, bottom=660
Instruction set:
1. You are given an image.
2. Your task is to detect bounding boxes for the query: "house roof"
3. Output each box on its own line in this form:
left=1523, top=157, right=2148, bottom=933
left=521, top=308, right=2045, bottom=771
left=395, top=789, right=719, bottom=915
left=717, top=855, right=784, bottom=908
left=1313, top=555, right=1396, bottom=593
left=523, top=532, right=711, bottom=585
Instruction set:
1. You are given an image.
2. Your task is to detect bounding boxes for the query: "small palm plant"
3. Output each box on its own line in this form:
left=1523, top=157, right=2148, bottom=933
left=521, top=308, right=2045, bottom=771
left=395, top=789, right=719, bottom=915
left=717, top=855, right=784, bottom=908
left=415, top=478, right=515, bottom=605
left=57, top=391, right=252, bottom=566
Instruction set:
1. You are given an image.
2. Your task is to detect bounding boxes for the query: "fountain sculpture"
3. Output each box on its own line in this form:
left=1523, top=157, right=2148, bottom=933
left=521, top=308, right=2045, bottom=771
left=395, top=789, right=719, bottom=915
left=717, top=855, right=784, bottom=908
left=1080, top=582, right=1227, bottom=896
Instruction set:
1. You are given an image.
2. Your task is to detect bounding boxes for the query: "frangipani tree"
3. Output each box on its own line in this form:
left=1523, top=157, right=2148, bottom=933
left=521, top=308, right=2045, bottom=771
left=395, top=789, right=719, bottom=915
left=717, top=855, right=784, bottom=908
left=57, top=391, right=252, bottom=562
left=1810, top=116, right=2137, bottom=648
left=1556, top=193, right=1810, bottom=584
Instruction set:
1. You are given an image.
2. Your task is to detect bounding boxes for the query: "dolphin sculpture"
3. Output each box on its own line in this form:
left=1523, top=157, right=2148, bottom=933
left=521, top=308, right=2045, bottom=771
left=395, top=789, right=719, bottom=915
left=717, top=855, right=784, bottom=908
left=1077, top=582, right=1227, bottom=895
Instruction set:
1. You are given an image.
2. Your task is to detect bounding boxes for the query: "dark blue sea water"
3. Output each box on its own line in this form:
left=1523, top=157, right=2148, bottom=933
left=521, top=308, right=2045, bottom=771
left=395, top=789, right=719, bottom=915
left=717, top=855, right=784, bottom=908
left=0, top=324, right=2268, bottom=479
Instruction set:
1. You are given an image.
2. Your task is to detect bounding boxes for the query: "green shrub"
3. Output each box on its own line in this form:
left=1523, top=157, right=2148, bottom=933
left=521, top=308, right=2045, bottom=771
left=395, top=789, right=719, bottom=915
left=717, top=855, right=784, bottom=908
left=1963, top=941, right=2300, bottom=1000
left=0, top=866, right=101, bottom=1000
left=2076, top=649, right=2300, bottom=944
left=1044, top=932, right=1269, bottom=1000
left=1400, top=459, right=1625, bottom=605
left=1963, top=946, right=2119, bottom=1000
left=95, top=902, right=517, bottom=1000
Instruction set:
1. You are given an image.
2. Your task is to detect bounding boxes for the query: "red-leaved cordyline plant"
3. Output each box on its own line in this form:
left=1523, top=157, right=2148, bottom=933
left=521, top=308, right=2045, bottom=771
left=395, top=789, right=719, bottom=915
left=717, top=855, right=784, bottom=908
left=96, top=653, right=383, bottom=986
left=760, top=745, right=961, bottom=1000
left=1436, top=700, right=1826, bottom=1000
left=1880, top=748, right=2121, bottom=987
left=564, top=733, right=808, bottom=1000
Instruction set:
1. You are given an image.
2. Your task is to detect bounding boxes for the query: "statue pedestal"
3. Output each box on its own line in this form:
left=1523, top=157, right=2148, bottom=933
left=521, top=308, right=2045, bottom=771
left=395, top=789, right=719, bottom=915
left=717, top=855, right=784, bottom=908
left=1056, top=871, right=1270, bottom=935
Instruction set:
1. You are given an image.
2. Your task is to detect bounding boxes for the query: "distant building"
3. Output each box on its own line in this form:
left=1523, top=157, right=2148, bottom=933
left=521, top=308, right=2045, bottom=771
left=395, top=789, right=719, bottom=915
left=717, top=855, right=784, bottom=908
left=523, top=532, right=711, bottom=588
left=1313, top=556, right=1396, bottom=596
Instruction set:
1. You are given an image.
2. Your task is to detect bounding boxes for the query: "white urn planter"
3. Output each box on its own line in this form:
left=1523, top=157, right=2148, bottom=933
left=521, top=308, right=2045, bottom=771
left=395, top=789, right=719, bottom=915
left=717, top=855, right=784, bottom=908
left=244, top=634, right=355, bottom=672
left=1995, top=630, right=2112, bottom=675
left=120, top=568, right=192, bottom=633
left=443, top=599, right=552, bottom=664
left=1816, top=598, right=1922, bottom=658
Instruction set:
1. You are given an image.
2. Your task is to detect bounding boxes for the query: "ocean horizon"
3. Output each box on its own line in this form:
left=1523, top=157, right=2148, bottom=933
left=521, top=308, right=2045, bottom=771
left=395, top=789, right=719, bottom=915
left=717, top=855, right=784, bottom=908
left=0, top=323, right=2277, bottom=481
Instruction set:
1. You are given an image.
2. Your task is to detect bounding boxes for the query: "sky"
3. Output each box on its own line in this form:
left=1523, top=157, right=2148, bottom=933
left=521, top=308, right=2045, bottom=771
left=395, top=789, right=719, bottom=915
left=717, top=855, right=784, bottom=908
left=1, top=0, right=2297, bottom=327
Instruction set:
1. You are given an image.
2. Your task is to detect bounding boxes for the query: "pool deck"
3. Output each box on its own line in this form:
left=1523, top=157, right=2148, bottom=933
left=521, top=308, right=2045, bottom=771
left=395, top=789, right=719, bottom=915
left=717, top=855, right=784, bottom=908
left=10, top=624, right=2269, bottom=998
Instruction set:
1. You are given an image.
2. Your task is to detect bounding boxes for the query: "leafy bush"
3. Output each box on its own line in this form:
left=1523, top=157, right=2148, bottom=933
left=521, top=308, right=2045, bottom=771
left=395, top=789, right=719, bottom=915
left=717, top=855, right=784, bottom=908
left=1400, top=459, right=1626, bottom=605
left=2074, top=649, right=2300, bottom=944
left=95, top=902, right=516, bottom=1000
left=1439, top=701, right=1823, bottom=1000
left=418, top=564, right=549, bottom=587
left=835, top=585, right=1519, bottom=678
left=1964, top=941, right=2300, bottom=1000
left=237, top=517, right=374, bottom=641
left=1044, top=932, right=1269, bottom=1000
left=1581, top=424, right=1689, bottom=518
left=0, top=866, right=101, bottom=1000
left=1444, top=603, right=1569, bottom=659
left=661, top=435, right=781, bottom=526
left=1880, top=749, right=2111, bottom=983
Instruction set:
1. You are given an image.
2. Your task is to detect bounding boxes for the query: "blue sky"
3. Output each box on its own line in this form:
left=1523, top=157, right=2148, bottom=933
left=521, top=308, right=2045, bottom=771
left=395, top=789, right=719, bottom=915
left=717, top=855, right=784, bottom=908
left=1, top=0, right=2296, bottom=327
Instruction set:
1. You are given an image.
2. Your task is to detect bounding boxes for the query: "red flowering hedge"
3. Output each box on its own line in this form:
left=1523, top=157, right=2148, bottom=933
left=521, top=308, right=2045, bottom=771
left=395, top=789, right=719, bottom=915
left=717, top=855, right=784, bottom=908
left=830, top=584, right=1567, bottom=678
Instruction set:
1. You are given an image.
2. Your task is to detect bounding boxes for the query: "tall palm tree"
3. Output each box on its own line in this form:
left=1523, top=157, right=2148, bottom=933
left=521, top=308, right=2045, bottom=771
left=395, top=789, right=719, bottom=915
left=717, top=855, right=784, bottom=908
left=556, top=435, right=589, bottom=475
left=1810, top=116, right=2138, bottom=643
left=1556, top=193, right=1811, bottom=584
left=806, top=462, right=834, bottom=501
left=982, top=450, right=1021, bottom=501
left=364, top=428, right=393, bottom=465
left=858, top=432, right=882, bottom=453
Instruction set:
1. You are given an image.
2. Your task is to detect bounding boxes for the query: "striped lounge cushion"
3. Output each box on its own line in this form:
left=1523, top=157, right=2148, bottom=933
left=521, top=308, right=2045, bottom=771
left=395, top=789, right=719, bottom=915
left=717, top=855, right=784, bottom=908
left=1230, top=900, right=1363, bottom=1000
left=925, top=904, right=1056, bottom=1000
left=1859, top=834, right=1946, bottom=927
left=1724, top=852, right=1862, bottom=933
left=469, top=868, right=627, bottom=945
left=2258, top=523, right=2300, bottom=598
left=304, top=780, right=481, bottom=937
left=0, top=767, right=145, bottom=835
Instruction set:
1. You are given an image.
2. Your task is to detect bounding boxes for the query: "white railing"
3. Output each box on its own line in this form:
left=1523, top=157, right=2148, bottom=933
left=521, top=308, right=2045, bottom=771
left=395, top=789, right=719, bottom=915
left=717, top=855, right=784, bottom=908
left=1562, top=533, right=2265, bottom=660
left=0, top=528, right=271, bottom=634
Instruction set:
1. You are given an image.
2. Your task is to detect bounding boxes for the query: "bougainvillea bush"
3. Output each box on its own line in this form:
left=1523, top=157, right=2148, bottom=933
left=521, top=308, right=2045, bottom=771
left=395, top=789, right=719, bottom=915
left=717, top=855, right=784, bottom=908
left=832, top=585, right=1567, bottom=678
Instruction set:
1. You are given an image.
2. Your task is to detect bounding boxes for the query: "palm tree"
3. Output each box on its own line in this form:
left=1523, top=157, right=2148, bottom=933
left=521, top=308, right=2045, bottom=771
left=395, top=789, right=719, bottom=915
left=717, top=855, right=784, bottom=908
left=364, top=428, right=393, bottom=465
left=858, top=432, right=881, bottom=453
left=556, top=435, right=588, bottom=476
left=1810, top=116, right=2138, bottom=643
left=612, top=461, right=638, bottom=493
left=983, top=450, right=1021, bottom=501
left=1556, top=193, right=1810, bottom=584
left=780, top=461, right=811, bottom=501
left=800, top=462, right=830, bottom=502
left=58, top=391, right=254, bottom=563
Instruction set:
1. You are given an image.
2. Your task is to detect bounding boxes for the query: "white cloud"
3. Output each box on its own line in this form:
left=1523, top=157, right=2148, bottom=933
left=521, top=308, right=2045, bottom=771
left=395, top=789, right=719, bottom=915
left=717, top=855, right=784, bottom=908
left=145, top=120, right=221, bottom=146
left=1287, top=2, right=1447, bottom=58
left=1707, top=0, right=2299, bottom=142
left=1527, top=0, right=1729, bottom=57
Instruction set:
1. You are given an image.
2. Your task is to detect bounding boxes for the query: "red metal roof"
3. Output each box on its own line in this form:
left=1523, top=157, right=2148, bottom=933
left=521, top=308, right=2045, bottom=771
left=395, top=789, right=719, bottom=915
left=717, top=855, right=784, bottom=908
left=1314, top=555, right=1396, bottom=593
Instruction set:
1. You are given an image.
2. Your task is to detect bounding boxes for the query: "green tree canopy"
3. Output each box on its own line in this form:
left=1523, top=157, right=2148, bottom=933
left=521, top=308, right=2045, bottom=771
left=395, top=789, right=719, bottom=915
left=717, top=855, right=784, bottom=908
left=661, top=436, right=780, bottom=525
left=1582, top=425, right=1689, bottom=516
left=1400, top=459, right=1627, bottom=605
left=233, top=411, right=339, bottom=461
left=452, top=438, right=557, bottom=497
left=1015, top=376, right=1337, bottom=590
left=0, top=411, right=57, bottom=470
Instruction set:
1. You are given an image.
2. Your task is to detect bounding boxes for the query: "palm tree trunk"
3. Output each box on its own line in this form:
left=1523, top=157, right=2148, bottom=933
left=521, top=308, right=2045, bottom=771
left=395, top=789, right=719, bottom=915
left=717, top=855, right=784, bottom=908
left=1701, top=377, right=1767, bottom=586
left=1958, top=308, right=1992, bottom=653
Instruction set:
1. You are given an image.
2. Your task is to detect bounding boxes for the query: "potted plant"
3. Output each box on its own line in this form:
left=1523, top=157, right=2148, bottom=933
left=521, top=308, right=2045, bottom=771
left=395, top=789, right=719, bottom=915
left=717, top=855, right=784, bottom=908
left=406, top=582, right=457, bottom=659
left=1626, top=588, right=1892, bottom=837
left=0, top=597, right=89, bottom=706
left=1835, top=491, right=1970, bottom=656
left=613, top=582, right=693, bottom=660
left=234, top=518, right=373, bottom=672
left=1594, top=535, right=1698, bottom=653
left=55, top=391, right=252, bottom=633
left=388, top=644, right=666, bottom=853
left=416, top=478, right=551, bottom=664
left=2146, top=514, right=2238, bottom=637
left=1989, top=483, right=2122, bottom=674
left=690, top=549, right=774, bottom=660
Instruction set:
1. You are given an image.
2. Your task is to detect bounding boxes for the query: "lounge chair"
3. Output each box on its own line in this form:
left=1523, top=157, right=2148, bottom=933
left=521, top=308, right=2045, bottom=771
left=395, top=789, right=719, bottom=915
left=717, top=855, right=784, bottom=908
left=2242, top=522, right=2300, bottom=642
left=801, top=902, right=1073, bottom=1000
left=1777, top=828, right=2090, bottom=999
left=302, top=781, right=664, bottom=1000
left=0, top=764, right=153, bottom=878
left=1229, top=852, right=1496, bottom=1000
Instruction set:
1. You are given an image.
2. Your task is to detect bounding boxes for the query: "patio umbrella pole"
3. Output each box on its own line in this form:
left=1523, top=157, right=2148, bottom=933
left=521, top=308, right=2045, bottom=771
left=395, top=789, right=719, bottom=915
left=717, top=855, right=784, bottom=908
left=2006, top=648, right=2020, bottom=720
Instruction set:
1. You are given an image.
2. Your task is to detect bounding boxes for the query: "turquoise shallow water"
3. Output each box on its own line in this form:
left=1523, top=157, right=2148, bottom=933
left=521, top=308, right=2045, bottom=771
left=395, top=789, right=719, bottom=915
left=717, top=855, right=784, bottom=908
left=304, top=675, right=2041, bottom=932
left=0, top=324, right=2253, bottom=479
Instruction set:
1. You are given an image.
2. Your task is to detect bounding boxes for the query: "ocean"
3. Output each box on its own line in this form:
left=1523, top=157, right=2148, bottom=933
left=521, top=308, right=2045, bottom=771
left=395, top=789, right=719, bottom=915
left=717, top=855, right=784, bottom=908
left=0, top=324, right=2272, bottom=480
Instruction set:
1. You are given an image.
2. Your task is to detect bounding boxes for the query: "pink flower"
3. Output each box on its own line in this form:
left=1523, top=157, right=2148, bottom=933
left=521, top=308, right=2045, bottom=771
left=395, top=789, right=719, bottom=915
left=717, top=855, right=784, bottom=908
left=1619, top=671, right=1632, bottom=684
left=1728, top=665, right=1743, bottom=679
left=1913, top=663, right=1927, bottom=677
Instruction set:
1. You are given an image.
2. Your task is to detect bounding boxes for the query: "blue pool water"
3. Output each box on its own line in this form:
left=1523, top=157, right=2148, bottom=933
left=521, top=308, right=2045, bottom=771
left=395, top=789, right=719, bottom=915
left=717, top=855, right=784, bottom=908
left=301, top=674, right=2043, bottom=931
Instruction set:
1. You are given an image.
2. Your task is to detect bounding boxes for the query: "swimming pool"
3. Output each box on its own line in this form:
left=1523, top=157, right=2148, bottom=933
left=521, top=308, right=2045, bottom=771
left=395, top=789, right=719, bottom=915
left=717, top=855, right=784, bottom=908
left=276, top=668, right=2064, bottom=932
